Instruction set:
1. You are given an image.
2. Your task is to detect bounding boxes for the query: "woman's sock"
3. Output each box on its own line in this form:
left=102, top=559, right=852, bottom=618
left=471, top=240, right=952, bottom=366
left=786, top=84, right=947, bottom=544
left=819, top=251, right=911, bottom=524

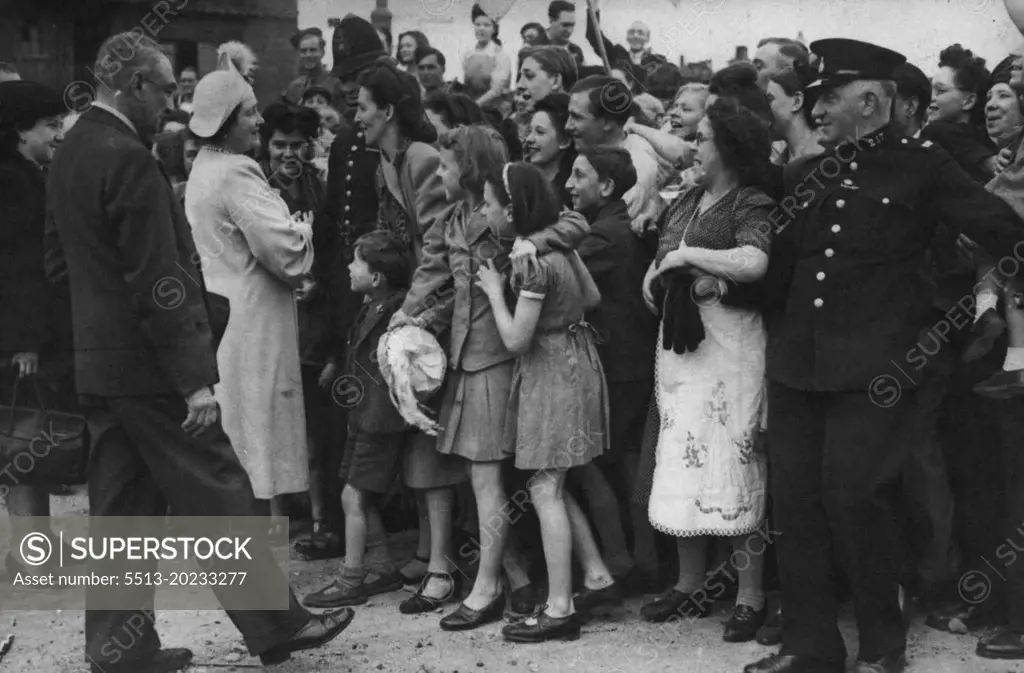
left=735, top=587, right=766, bottom=612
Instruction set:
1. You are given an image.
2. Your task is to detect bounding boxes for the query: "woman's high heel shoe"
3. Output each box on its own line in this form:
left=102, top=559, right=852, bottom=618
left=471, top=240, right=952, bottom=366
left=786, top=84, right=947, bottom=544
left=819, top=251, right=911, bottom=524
left=439, top=592, right=505, bottom=631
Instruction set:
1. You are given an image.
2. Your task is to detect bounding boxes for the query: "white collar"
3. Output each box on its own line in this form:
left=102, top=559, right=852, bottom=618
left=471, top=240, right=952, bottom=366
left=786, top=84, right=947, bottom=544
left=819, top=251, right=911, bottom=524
left=91, top=101, right=138, bottom=136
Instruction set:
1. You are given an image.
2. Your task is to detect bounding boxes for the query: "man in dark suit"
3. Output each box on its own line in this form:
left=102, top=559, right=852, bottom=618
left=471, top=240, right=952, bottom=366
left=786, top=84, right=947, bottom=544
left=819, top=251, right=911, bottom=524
left=45, top=32, right=354, bottom=673
left=743, top=39, right=1024, bottom=673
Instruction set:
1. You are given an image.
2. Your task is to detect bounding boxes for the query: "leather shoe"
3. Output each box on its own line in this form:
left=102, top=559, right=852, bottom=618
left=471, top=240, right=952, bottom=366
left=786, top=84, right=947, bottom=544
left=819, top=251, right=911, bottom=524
left=849, top=651, right=907, bottom=673
left=90, top=647, right=193, bottom=673
left=723, top=604, right=766, bottom=643
left=973, top=369, right=1024, bottom=399
left=573, top=581, right=624, bottom=622
left=977, top=628, right=1024, bottom=659
left=502, top=609, right=580, bottom=643
left=639, top=589, right=711, bottom=623
left=963, top=308, right=1006, bottom=363
left=440, top=593, right=505, bottom=631
left=259, top=607, right=355, bottom=665
left=742, top=654, right=844, bottom=673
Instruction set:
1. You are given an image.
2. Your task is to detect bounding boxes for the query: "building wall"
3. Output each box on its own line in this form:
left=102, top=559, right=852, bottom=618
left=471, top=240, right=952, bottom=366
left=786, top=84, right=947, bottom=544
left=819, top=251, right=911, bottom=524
left=0, top=0, right=298, bottom=107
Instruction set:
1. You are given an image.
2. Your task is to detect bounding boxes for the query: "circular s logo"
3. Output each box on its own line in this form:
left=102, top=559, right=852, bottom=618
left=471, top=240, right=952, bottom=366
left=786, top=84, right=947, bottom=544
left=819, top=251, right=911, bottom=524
left=20, top=532, right=53, bottom=567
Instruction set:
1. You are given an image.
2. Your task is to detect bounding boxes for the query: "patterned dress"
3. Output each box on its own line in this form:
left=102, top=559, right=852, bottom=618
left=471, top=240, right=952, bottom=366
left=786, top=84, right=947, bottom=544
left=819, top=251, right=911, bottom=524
left=647, top=186, right=772, bottom=536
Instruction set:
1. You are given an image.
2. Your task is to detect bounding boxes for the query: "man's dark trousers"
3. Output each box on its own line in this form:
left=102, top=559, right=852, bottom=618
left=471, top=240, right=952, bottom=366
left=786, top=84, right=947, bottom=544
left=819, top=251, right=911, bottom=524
left=84, top=395, right=310, bottom=669
left=769, top=382, right=919, bottom=664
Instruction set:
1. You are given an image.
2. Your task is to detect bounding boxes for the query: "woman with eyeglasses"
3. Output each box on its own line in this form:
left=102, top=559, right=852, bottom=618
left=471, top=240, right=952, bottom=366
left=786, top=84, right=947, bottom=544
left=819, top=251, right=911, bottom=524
left=640, top=97, right=774, bottom=644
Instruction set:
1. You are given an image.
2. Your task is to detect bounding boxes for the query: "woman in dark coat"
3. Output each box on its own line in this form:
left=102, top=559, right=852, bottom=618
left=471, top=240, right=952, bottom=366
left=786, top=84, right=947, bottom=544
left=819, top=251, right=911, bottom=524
left=0, top=80, right=76, bottom=575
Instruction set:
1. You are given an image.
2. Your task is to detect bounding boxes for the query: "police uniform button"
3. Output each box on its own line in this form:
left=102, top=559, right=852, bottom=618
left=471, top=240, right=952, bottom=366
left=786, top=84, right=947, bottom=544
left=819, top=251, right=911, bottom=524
left=814, top=298, right=824, bottom=308
left=882, top=197, right=890, bottom=204
left=351, top=146, right=358, bottom=151
left=825, top=248, right=835, bottom=258
left=836, top=199, right=846, bottom=208
left=346, top=190, right=352, bottom=197
left=850, top=162, right=858, bottom=171
left=348, top=161, right=354, bottom=167
left=356, top=132, right=364, bottom=139
left=344, top=219, right=350, bottom=226
left=843, top=178, right=853, bottom=185
left=816, top=272, right=826, bottom=281
left=831, top=224, right=841, bottom=234
left=344, top=205, right=351, bottom=212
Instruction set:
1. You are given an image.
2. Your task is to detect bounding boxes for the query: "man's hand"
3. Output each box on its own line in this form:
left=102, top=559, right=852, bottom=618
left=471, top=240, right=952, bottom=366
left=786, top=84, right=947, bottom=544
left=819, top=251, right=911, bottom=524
left=182, top=387, right=219, bottom=438
left=11, top=352, right=38, bottom=379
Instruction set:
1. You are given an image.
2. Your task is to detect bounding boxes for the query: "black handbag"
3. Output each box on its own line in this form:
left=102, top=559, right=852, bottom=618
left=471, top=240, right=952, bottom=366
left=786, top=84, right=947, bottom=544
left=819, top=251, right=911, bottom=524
left=0, top=377, right=89, bottom=485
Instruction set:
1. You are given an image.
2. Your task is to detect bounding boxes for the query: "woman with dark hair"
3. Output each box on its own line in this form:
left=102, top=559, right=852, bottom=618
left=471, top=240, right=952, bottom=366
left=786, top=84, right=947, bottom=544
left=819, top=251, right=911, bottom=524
left=766, top=61, right=822, bottom=164
left=354, top=59, right=445, bottom=263
left=425, top=93, right=487, bottom=134
left=0, top=80, right=77, bottom=577
left=185, top=68, right=314, bottom=518
left=309, top=58, right=470, bottom=611
left=520, top=22, right=548, bottom=48
left=924, top=44, right=996, bottom=182
left=462, top=3, right=511, bottom=108
left=259, top=101, right=324, bottom=210
left=256, top=100, right=341, bottom=554
left=987, top=55, right=1024, bottom=151
left=524, top=93, right=575, bottom=208
left=639, top=97, right=774, bottom=644
left=397, top=31, right=431, bottom=76
left=475, top=161, right=614, bottom=642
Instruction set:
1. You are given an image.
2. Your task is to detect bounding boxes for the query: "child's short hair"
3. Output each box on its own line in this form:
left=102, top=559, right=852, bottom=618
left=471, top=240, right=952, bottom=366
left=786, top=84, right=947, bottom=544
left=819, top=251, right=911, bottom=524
left=577, top=145, right=637, bottom=202
left=353, top=231, right=411, bottom=290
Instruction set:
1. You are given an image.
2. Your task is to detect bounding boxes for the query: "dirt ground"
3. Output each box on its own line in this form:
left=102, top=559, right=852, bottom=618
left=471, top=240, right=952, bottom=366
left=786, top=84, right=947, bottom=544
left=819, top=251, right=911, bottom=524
left=1, top=490, right=1022, bottom=673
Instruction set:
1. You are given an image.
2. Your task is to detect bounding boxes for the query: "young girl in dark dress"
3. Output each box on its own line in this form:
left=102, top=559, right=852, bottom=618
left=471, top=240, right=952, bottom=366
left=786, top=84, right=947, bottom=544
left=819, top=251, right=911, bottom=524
left=476, top=162, right=617, bottom=643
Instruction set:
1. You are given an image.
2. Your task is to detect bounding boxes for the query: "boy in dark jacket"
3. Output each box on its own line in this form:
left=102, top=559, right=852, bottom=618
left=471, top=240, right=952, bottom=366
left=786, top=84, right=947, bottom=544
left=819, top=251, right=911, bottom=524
left=304, top=231, right=411, bottom=607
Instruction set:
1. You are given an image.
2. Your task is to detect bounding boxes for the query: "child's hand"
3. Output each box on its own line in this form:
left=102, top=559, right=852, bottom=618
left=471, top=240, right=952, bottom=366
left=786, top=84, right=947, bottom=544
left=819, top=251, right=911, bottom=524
left=475, top=258, right=507, bottom=298
left=318, top=361, right=337, bottom=388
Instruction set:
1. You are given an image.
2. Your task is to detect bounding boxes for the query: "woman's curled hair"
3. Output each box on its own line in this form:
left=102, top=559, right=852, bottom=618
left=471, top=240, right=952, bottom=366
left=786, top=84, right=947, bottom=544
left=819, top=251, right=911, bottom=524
left=769, top=60, right=819, bottom=125
left=705, top=97, right=772, bottom=190
left=357, top=59, right=438, bottom=144
left=938, top=43, right=992, bottom=126
left=258, top=101, right=321, bottom=154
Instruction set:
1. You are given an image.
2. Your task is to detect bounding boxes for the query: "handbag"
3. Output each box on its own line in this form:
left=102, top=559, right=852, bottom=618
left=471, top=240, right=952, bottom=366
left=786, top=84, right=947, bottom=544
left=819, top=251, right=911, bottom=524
left=0, top=377, right=89, bottom=485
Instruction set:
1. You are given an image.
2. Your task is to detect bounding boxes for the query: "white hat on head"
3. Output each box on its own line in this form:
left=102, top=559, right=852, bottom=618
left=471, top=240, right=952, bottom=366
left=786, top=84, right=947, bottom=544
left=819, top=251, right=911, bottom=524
left=188, top=65, right=253, bottom=139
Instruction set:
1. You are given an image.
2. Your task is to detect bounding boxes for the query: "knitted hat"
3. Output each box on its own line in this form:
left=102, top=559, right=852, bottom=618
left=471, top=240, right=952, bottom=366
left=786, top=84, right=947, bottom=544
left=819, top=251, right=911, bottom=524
left=332, top=14, right=387, bottom=80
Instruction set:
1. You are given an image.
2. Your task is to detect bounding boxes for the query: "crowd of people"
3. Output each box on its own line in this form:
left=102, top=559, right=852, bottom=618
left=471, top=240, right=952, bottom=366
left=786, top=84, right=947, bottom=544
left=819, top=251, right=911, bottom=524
left=5, top=1, right=1024, bottom=672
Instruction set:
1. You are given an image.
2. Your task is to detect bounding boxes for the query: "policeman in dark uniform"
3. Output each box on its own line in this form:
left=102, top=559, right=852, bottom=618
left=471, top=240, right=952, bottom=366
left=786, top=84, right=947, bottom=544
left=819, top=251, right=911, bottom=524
left=297, top=14, right=386, bottom=559
left=743, top=39, right=1024, bottom=673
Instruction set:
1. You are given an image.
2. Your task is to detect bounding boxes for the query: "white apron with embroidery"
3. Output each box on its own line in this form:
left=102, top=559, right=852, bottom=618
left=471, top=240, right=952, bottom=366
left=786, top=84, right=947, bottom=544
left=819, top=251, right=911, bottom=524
left=648, top=300, right=767, bottom=537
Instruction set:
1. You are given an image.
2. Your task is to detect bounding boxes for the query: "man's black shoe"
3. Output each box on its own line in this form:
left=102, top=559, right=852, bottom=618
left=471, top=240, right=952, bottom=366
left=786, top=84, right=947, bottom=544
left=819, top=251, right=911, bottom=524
left=977, top=628, right=1024, bottom=659
left=962, top=308, right=1006, bottom=363
left=973, top=369, right=1024, bottom=399
left=259, top=607, right=355, bottom=665
left=742, top=654, right=844, bottom=673
left=90, top=647, right=192, bottom=673
left=849, top=650, right=907, bottom=673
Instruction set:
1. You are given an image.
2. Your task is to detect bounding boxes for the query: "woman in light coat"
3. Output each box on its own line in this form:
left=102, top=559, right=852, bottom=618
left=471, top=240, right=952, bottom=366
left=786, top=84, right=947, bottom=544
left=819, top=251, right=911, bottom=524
left=185, top=60, right=314, bottom=511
